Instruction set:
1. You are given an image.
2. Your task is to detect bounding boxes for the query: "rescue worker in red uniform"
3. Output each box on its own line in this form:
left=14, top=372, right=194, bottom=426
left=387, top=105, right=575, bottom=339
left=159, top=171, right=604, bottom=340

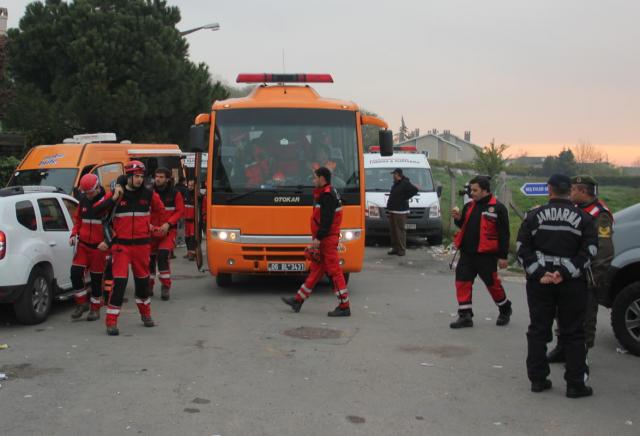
left=282, top=167, right=351, bottom=317
left=149, top=168, right=184, bottom=300
left=183, top=179, right=197, bottom=260
left=244, top=143, right=270, bottom=186
left=93, top=160, right=165, bottom=336
left=450, top=176, right=512, bottom=329
left=69, top=174, right=108, bottom=321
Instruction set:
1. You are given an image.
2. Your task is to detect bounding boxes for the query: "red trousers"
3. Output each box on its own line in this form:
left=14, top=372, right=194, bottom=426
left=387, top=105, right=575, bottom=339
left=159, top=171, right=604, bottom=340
left=295, top=236, right=349, bottom=308
left=455, top=252, right=507, bottom=315
left=106, top=243, right=152, bottom=327
left=150, top=230, right=176, bottom=289
left=71, top=243, right=107, bottom=309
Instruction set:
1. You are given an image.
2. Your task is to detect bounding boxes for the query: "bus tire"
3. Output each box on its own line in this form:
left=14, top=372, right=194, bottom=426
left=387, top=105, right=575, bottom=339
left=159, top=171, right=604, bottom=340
left=216, top=273, right=232, bottom=287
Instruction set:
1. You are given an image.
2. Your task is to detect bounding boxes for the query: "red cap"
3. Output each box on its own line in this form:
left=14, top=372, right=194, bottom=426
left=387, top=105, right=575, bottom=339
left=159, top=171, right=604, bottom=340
left=79, top=174, right=99, bottom=193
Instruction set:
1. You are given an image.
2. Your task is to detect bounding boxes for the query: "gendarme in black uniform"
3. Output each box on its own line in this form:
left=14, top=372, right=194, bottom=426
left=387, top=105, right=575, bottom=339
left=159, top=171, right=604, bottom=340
left=516, top=174, right=598, bottom=397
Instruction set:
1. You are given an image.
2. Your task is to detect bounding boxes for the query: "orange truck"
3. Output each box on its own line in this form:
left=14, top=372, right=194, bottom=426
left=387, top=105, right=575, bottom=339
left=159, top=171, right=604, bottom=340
left=189, top=73, right=393, bottom=286
left=8, top=133, right=183, bottom=194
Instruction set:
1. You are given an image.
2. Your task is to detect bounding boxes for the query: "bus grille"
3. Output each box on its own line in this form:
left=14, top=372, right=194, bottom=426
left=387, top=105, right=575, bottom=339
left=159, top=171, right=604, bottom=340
left=241, top=246, right=306, bottom=262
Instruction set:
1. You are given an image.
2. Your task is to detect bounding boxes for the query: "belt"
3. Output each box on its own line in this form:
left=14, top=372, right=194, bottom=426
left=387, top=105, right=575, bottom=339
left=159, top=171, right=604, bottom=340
left=79, top=240, right=100, bottom=249
left=185, top=218, right=195, bottom=222
left=541, top=255, right=572, bottom=266
left=113, top=237, right=150, bottom=246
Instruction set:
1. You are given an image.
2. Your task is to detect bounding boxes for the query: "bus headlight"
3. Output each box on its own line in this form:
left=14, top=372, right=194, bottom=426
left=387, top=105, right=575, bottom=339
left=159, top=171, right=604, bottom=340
left=211, top=229, right=240, bottom=241
left=429, top=202, right=441, bottom=218
left=340, top=229, right=362, bottom=241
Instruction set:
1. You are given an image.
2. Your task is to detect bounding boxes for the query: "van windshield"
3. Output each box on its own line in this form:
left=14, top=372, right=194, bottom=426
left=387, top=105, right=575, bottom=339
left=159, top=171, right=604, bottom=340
left=365, top=167, right=434, bottom=192
left=9, top=168, right=78, bottom=194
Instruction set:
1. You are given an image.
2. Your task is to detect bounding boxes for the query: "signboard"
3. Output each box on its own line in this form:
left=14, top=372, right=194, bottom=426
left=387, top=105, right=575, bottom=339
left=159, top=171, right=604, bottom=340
left=184, top=152, right=208, bottom=168
left=520, top=183, right=548, bottom=196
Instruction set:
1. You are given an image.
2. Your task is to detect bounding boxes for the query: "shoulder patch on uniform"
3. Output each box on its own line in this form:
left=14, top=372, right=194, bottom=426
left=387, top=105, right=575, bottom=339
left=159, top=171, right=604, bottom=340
left=598, top=225, right=612, bottom=238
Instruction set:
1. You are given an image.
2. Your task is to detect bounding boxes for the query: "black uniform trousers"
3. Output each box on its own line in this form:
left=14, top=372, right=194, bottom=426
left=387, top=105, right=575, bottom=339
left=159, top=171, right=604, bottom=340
left=526, top=277, right=588, bottom=386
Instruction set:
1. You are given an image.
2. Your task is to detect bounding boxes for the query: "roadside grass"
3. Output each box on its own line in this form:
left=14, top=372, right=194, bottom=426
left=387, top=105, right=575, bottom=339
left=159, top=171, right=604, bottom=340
left=431, top=167, right=640, bottom=253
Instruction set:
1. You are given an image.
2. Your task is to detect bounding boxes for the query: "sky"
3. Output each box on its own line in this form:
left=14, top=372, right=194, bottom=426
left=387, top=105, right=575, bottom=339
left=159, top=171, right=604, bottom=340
left=3, top=0, right=639, bottom=165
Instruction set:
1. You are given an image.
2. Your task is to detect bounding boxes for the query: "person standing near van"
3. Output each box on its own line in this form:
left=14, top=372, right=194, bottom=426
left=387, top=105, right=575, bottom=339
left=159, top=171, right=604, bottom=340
left=69, top=174, right=108, bottom=321
left=149, top=168, right=184, bottom=301
left=449, top=176, right=512, bottom=329
left=386, top=168, right=418, bottom=256
left=93, top=160, right=165, bottom=336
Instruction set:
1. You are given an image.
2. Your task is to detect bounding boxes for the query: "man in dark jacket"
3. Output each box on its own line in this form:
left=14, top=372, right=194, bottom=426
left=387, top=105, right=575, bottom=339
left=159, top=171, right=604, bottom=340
left=517, top=174, right=597, bottom=398
left=386, top=168, right=418, bottom=256
left=450, top=176, right=512, bottom=329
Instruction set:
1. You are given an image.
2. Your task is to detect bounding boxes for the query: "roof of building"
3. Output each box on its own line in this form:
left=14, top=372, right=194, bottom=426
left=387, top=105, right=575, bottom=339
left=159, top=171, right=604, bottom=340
left=394, top=133, right=463, bottom=151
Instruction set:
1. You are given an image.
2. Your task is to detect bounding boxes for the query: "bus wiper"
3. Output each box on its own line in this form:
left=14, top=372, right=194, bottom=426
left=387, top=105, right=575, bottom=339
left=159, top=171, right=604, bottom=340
left=226, top=188, right=302, bottom=203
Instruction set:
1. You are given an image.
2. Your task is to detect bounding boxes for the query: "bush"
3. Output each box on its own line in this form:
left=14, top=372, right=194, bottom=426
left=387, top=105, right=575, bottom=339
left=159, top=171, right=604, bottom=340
left=0, top=156, right=20, bottom=186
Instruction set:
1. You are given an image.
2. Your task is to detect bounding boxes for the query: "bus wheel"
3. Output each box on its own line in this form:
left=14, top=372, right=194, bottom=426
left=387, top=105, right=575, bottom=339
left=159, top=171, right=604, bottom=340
left=216, top=273, right=232, bottom=287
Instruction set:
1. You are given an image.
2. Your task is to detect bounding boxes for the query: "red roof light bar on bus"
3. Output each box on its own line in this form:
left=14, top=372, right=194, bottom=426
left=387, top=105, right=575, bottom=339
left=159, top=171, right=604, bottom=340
left=236, top=73, right=334, bottom=84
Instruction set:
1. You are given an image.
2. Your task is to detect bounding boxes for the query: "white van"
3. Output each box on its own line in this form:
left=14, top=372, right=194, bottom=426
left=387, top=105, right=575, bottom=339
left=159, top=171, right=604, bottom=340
left=364, top=153, right=443, bottom=244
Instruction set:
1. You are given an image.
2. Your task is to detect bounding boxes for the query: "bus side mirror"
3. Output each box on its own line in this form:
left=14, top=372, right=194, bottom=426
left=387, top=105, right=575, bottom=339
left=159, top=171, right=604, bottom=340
left=436, top=185, right=443, bottom=198
left=379, top=130, right=394, bottom=157
left=189, top=124, right=208, bottom=153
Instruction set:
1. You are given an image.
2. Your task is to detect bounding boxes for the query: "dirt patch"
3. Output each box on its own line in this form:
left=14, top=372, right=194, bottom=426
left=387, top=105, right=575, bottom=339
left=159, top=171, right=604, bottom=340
left=192, top=398, right=211, bottom=404
left=347, top=415, right=366, bottom=424
left=172, top=274, right=207, bottom=280
left=398, top=345, right=473, bottom=358
left=183, top=408, right=200, bottom=413
left=0, top=363, right=63, bottom=379
left=282, top=326, right=343, bottom=340
left=194, top=340, right=206, bottom=349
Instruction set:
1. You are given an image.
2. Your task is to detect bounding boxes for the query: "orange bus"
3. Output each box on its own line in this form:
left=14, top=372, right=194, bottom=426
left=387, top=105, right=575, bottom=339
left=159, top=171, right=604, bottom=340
left=189, top=73, right=393, bottom=286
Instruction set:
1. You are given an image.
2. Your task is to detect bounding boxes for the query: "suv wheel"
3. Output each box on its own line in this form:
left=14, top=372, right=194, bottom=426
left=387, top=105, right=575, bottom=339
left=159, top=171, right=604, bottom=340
left=216, top=273, right=232, bottom=287
left=14, top=267, right=53, bottom=325
left=611, top=281, right=640, bottom=357
left=428, top=232, right=443, bottom=246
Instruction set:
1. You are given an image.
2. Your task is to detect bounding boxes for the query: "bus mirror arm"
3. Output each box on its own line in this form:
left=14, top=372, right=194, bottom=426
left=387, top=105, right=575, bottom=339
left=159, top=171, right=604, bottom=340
left=189, top=124, right=208, bottom=153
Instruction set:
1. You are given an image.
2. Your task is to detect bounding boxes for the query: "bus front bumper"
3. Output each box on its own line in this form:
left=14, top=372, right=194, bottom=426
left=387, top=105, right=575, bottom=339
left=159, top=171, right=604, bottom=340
left=206, top=231, right=364, bottom=276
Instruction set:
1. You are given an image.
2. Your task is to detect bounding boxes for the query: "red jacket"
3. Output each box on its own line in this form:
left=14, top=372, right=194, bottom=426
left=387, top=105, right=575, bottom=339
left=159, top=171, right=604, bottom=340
left=310, top=184, right=342, bottom=240
left=454, top=195, right=501, bottom=255
left=71, top=189, right=107, bottom=246
left=151, top=184, right=184, bottom=229
left=94, top=186, right=165, bottom=245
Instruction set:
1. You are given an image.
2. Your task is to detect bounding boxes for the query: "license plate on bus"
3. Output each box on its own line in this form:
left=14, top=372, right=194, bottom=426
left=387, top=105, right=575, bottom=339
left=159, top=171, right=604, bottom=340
left=405, top=223, right=417, bottom=230
left=267, top=263, right=306, bottom=272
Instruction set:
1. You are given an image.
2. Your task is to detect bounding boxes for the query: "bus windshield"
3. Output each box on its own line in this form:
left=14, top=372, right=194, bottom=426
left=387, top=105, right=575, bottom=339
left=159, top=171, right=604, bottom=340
left=9, top=168, right=78, bottom=194
left=365, top=167, right=435, bottom=192
left=212, top=109, right=359, bottom=197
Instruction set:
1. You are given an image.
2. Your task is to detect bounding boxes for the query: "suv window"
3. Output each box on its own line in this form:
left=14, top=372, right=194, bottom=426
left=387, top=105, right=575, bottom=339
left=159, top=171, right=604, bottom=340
left=62, top=198, right=78, bottom=220
left=15, top=200, right=38, bottom=231
left=37, top=198, right=69, bottom=231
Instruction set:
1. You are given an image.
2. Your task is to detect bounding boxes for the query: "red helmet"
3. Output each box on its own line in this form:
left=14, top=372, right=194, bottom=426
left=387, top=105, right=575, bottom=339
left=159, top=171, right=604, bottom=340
left=304, top=246, right=322, bottom=263
left=125, top=160, right=146, bottom=175
left=79, top=174, right=99, bottom=193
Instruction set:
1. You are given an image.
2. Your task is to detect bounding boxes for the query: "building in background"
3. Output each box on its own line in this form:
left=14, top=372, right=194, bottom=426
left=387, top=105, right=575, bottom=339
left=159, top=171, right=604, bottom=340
left=393, top=129, right=480, bottom=163
left=505, top=155, right=546, bottom=169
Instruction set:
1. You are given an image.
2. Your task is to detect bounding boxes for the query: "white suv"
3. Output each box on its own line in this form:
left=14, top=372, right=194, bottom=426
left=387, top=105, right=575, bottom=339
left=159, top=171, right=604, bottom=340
left=0, top=186, right=78, bottom=324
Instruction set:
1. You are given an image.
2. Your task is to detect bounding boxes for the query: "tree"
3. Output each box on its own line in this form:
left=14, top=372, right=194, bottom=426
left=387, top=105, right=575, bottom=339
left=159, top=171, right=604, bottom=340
left=542, top=148, right=577, bottom=176
left=4, top=0, right=228, bottom=147
left=398, top=116, right=408, bottom=142
left=473, top=139, right=508, bottom=179
left=573, top=141, right=607, bottom=167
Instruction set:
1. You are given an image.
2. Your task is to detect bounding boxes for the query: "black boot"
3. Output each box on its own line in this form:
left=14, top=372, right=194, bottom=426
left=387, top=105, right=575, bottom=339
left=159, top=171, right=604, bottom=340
left=531, top=379, right=552, bottom=393
left=141, top=316, right=155, bottom=327
left=281, top=297, right=303, bottom=313
left=387, top=249, right=398, bottom=255
left=86, top=310, right=100, bottom=321
left=328, top=306, right=351, bottom=317
left=566, top=384, right=593, bottom=398
left=547, top=344, right=566, bottom=363
left=106, top=326, right=119, bottom=336
left=70, top=304, right=89, bottom=320
left=496, top=301, right=512, bottom=326
left=450, top=312, right=473, bottom=329
left=161, top=286, right=170, bottom=301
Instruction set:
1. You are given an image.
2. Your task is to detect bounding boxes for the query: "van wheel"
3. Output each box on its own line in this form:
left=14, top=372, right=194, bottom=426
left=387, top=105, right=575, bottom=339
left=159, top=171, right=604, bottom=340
left=611, top=282, right=640, bottom=357
left=216, top=273, right=232, bottom=288
left=14, top=267, right=53, bottom=325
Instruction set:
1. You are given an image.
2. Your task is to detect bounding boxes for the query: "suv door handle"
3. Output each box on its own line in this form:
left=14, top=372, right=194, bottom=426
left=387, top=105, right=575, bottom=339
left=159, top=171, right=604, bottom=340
left=48, top=241, right=57, bottom=247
